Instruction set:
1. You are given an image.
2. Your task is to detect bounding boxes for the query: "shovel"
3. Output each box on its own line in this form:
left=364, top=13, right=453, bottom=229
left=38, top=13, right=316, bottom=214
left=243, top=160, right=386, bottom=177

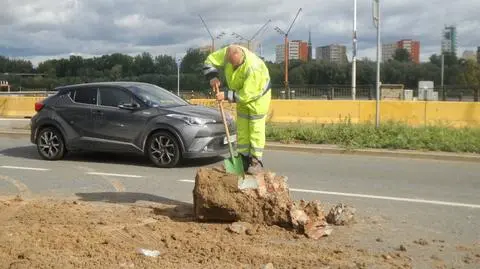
left=214, top=84, right=245, bottom=177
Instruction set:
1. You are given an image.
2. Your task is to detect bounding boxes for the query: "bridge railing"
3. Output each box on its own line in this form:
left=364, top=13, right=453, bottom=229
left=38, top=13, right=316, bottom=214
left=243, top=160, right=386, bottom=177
left=1, top=85, right=479, bottom=102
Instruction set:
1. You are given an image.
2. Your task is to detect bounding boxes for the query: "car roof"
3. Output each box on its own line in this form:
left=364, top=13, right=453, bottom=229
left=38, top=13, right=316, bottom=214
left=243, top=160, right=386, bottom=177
left=54, top=81, right=154, bottom=91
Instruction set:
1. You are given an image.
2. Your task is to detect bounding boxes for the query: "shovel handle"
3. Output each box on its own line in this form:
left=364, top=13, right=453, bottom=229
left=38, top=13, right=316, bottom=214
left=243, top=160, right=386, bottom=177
left=214, top=84, right=235, bottom=159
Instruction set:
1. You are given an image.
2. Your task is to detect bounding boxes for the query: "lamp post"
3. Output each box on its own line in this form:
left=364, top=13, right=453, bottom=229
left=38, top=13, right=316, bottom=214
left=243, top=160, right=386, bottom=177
left=274, top=8, right=302, bottom=100
left=199, top=15, right=226, bottom=52
left=352, top=0, right=357, bottom=100
left=232, top=19, right=271, bottom=51
left=373, top=0, right=381, bottom=128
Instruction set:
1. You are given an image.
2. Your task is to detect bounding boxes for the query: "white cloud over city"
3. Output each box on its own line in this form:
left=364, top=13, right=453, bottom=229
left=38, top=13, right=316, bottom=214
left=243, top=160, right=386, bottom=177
left=1, top=0, right=479, bottom=66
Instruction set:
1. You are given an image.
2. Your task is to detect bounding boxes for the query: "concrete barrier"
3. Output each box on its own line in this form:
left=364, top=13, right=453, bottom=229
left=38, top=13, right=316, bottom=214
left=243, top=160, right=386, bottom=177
left=0, top=96, right=45, bottom=118
left=1, top=96, right=480, bottom=127
left=190, top=99, right=480, bottom=127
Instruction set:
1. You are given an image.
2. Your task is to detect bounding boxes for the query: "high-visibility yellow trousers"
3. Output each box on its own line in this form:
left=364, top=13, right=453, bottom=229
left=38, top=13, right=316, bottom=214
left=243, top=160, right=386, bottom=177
left=235, top=91, right=270, bottom=161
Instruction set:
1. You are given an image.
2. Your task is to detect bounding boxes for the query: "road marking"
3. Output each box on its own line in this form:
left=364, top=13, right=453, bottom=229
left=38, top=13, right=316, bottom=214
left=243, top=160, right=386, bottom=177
left=0, top=175, right=31, bottom=196
left=86, top=172, right=142, bottom=178
left=76, top=166, right=128, bottom=193
left=289, top=188, right=480, bottom=209
left=1, top=165, right=49, bottom=171
left=177, top=180, right=480, bottom=209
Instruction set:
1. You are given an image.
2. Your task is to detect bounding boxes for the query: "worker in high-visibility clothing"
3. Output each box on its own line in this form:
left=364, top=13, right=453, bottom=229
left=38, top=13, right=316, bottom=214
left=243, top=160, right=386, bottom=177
left=202, top=44, right=271, bottom=175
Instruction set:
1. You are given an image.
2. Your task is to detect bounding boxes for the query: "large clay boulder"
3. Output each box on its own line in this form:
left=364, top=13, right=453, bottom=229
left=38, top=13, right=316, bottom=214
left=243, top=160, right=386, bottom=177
left=192, top=166, right=341, bottom=239
left=192, top=167, right=292, bottom=227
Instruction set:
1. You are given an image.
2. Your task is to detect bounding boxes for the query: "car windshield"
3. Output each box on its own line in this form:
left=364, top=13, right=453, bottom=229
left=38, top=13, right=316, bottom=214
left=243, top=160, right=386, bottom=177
left=127, top=83, right=189, bottom=107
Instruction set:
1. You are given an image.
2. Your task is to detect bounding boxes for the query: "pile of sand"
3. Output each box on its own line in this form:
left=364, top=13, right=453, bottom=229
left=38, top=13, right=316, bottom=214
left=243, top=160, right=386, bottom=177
left=0, top=195, right=412, bottom=269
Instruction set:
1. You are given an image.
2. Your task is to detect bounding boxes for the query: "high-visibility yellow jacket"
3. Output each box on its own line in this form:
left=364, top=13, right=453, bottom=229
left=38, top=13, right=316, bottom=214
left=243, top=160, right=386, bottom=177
left=202, top=46, right=271, bottom=116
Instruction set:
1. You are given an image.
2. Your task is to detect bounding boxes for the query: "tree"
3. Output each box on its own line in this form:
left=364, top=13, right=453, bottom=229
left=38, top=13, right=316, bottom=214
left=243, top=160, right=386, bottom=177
left=393, top=48, right=411, bottom=62
left=458, top=59, right=480, bottom=101
left=181, top=48, right=207, bottom=74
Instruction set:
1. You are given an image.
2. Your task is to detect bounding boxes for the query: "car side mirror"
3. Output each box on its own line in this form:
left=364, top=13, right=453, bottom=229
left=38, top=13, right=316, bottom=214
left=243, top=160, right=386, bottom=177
left=118, top=103, right=139, bottom=110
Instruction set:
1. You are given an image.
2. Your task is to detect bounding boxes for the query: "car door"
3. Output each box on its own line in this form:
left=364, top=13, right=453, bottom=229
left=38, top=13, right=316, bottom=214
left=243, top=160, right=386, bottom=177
left=55, top=87, right=98, bottom=147
left=92, top=86, right=149, bottom=152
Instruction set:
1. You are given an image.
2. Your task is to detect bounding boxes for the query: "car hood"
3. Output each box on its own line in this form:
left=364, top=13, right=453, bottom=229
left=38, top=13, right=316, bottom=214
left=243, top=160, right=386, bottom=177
left=160, top=104, right=231, bottom=123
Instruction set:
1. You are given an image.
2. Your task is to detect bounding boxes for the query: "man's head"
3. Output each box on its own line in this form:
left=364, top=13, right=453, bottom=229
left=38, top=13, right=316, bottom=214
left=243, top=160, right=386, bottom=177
left=226, top=45, right=245, bottom=67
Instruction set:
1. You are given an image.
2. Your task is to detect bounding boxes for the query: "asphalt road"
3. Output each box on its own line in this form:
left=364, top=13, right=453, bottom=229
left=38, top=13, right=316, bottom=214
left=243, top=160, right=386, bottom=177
left=0, top=134, right=479, bottom=267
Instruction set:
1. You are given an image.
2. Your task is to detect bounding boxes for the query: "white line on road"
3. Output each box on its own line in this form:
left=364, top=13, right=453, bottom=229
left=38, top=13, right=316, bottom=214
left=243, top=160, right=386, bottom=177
left=289, top=188, right=480, bottom=209
left=0, top=118, right=30, bottom=121
left=86, top=172, right=143, bottom=178
left=1, top=165, right=50, bottom=171
left=177, top=180, right=480, bottom=209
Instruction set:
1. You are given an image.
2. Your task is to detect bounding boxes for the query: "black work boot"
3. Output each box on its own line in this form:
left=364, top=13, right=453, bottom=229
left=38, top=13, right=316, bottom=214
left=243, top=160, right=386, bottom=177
left=246, top=157, right=264, bottom=175
left=241, top=154, right=251, bottom=172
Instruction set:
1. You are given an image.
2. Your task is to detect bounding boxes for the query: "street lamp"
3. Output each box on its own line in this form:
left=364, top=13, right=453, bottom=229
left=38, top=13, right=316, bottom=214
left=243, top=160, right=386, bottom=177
left=199, top=15, right=226, bottom=52
left=352, top=0, right=357, bottom=100
left=274, top=8, right=302, bottom=99
left=231, top=19, right=271, bottom=51
left=373, top=0, right=381, bottom=128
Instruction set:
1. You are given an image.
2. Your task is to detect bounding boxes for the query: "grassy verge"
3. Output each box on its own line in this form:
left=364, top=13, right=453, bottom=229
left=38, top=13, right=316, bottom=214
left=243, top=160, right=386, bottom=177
left=266, top=121, right=480, bottom=154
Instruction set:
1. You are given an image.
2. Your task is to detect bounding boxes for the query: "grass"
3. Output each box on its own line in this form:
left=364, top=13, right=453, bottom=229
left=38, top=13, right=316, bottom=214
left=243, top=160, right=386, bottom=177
left=266, top=120, right=480, bottom=154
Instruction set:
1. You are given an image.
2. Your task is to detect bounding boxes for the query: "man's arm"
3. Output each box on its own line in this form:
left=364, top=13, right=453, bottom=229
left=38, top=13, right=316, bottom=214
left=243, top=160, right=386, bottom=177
left=202, top=47, right=228, bottom=81
left=227, top=66, right=269, bottom=104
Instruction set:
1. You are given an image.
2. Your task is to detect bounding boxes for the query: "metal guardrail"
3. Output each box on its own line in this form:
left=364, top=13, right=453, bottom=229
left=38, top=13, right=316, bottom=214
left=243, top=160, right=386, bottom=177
left=0, top=91, right=57, bottom=97
left=1, top=86, right=479, bottom=102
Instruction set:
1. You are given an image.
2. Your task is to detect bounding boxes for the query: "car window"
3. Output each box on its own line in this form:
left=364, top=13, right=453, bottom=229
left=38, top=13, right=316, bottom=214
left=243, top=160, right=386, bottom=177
left=73, top=88, right=97, bottom=105
left=99, top=87, right=133, bottom=107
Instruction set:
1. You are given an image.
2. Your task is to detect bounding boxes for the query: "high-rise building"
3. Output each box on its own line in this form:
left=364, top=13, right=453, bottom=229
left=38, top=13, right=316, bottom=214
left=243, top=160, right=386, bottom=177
left=315, top=44, right=348, bottom=64
left=382, top=43, right=397, bottom=62
left=462, top=50, right=476, bottom=61
left=397, top=39, right=420, bottom=63
left=441, top=25, right=457, bottom=56
left=275, top=40, right=309, bottom=63
left=382, top=40, right=420, bottom=63
left=307, top=29, right=313, bottom=61
left=198, top=45, right=213, bottom=54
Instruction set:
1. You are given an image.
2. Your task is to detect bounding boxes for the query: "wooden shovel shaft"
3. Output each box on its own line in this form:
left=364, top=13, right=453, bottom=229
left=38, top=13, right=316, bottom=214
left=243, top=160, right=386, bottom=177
left=214, top=84, right=235, bottom=159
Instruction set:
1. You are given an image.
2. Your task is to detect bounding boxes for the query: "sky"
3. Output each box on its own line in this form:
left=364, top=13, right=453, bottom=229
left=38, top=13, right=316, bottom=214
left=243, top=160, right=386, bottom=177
left=1, top=0, right=479, bottom=67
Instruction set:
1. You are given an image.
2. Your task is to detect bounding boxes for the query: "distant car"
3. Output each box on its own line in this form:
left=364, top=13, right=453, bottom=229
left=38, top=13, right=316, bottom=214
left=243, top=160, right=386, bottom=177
left=30, top=81, right=236, bottom=168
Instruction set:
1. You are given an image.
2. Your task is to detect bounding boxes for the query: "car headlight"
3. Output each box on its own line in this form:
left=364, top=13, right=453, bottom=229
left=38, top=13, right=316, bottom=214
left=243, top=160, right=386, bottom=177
left=166, top=114, right=216, bottom=125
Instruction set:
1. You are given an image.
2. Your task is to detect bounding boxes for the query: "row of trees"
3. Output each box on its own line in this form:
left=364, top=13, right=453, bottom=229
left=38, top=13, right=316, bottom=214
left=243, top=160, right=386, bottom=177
left=1, top=48, right=479, bottom=95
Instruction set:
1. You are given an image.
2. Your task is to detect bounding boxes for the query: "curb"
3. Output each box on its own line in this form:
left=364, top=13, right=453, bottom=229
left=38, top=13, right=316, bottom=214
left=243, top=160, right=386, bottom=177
left=0, top=129, right=30, bottom=135
left=0, top=128, right=479, bottom=163
left=266, top=142, right=480, bottom=163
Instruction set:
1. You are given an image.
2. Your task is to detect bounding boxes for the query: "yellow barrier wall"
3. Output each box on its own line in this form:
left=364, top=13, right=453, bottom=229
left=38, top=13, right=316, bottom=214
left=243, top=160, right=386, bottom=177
left=2, top=96, right=480, bottom=127
left=190, top=99, right=480, bottom=127
left=0, top=96, right=45, bottom=118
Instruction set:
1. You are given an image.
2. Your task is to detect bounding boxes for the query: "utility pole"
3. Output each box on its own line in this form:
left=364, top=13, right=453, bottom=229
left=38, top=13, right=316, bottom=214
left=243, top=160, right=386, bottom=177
left=199, top=15, right=226, bottom=52
left=373, top=0, right=381, bottom=128
left=274, top=8, right=302, bottom=100
left=352, top=0, right=357, bottom=100
left=441, top=53, right=445, bottom=100
left=175, top=54, right=184, bottom=96
left=232, top=19, right=271, bottom=51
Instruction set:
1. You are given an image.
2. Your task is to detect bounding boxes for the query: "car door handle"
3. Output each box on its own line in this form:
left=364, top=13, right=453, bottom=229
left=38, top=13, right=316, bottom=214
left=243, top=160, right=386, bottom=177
left=92, top=110, right=103, bottom=115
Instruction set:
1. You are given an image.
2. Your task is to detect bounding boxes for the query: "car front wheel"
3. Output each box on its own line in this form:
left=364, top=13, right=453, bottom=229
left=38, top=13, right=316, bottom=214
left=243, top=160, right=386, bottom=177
left=36, top=127, right=66, bottom=160
left=146, top=131, right=181, bottom=168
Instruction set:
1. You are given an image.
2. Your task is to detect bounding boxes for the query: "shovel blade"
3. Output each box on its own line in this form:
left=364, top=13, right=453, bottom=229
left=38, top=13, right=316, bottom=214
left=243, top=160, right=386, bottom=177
left=224, top=156, right=245, bottom=176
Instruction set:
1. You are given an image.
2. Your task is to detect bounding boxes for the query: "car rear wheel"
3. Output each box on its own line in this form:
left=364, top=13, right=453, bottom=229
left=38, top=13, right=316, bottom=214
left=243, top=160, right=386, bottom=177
left=146, top=131, right=181, bottom=168
left=36, top=127, right=66, bottom=160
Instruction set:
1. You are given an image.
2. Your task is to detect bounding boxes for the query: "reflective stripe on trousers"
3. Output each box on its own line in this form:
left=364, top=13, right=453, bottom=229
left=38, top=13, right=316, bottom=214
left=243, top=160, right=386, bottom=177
left=235, top=112, right=266, bottom=160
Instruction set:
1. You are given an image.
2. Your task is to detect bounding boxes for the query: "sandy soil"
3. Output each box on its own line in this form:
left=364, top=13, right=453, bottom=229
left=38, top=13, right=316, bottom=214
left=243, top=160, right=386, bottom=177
left=0, top=195, right=418, bottom=269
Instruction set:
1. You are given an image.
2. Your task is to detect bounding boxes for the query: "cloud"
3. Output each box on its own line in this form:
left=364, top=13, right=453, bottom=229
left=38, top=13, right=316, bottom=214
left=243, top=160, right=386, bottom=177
left=1, top=0, right=479, bottom=66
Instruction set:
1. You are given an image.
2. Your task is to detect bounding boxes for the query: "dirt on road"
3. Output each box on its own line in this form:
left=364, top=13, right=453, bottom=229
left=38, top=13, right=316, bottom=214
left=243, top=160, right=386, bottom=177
left=0, top=195, right=418, bottom=269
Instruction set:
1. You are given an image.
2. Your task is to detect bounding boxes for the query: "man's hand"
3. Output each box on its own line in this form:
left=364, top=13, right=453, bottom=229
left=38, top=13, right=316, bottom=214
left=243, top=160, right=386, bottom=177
left=210, top=78, right=221, bottom=91
left=216, top=91, right=225, bottom=101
